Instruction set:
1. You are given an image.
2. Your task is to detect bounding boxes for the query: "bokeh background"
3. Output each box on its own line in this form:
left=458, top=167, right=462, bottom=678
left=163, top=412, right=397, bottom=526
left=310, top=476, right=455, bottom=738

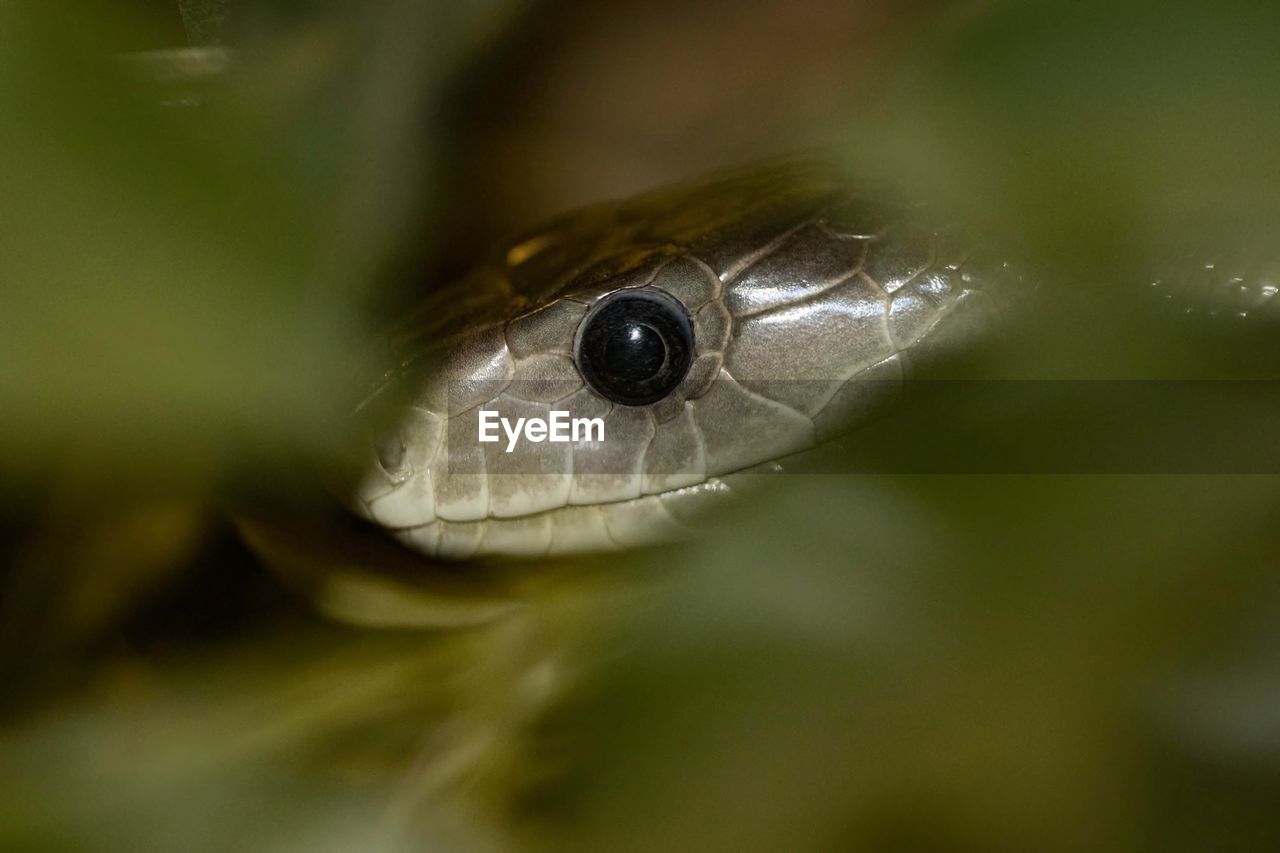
left=2, top=1, right=1279, bottom=850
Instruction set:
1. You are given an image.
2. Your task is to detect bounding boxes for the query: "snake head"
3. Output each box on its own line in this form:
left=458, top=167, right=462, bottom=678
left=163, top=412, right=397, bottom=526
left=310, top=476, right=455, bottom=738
left=349, top=160, right=1024, bottom=558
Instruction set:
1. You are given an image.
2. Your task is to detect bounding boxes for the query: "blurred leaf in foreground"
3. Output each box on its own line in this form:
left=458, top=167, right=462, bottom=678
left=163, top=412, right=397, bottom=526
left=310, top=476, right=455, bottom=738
left=0, top=0, right=521, bottom=491
left=854, top=0, right=1280, bottom=270
left=495, top=475, right=1280, bottom=852
left=0, top=0, right=520, bottom=714
left=0, top=4, right=359, bottom=489
left=840, top=0, right=1280, bottom=382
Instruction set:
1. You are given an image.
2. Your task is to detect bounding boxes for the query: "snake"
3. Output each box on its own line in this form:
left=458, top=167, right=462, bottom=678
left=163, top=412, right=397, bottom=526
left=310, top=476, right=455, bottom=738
left=345, top=158, right=1031, bottom=560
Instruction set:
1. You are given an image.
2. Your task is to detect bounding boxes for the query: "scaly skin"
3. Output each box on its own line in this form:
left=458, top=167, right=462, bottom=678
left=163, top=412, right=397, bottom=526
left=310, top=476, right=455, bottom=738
left=350, top=159, right=1026, bottom=558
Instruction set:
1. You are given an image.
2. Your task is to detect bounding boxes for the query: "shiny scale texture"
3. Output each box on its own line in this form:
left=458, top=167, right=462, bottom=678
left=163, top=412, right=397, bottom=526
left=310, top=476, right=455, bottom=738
left=351, top=161, right=1025, bottom=558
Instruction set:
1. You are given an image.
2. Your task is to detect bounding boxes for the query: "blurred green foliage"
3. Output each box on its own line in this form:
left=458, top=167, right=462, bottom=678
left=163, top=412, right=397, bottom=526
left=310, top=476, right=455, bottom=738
left=1, top=1, right=1278, bottom=851
left=0, top=0, right=517, bottom=491
left=508, top=474, right=1279, bottom=852
left=858, top=0, right=1280, bottom=263
left=0, top=2, right=354, bottom=489
left=844, top=0, right=1280, bottom=382
left=179, top=0, right=230, bottom=44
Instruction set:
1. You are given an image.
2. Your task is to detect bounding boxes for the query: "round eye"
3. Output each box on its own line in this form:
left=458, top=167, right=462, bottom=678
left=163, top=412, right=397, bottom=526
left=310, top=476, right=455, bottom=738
left=574, top=290, right=695, bottom=406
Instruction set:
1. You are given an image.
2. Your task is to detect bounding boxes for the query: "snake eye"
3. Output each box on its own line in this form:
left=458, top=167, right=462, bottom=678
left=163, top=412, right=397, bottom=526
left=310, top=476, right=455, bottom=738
left=574, top=290, right=695, bottom=406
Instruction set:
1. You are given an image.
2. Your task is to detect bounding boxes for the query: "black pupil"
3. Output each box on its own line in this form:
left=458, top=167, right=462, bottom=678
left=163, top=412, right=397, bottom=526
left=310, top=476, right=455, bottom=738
left=604, top=322, right=666, bottom=382
left=574, top=290, right=695, bottom=406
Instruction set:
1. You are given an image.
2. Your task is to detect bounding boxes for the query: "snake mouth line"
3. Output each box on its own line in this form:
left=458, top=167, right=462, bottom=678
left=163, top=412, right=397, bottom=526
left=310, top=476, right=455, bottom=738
left=375, top=431, right=872, bottom=563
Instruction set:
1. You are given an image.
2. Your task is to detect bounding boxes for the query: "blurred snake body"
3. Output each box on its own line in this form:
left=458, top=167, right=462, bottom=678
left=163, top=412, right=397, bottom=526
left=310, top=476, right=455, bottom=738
left=351, top=160, right=1021, bottom=559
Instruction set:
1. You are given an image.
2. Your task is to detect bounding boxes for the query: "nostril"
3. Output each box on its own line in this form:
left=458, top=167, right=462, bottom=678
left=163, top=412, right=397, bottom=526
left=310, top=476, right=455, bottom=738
left=374, top=432, right=408, bottom=481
